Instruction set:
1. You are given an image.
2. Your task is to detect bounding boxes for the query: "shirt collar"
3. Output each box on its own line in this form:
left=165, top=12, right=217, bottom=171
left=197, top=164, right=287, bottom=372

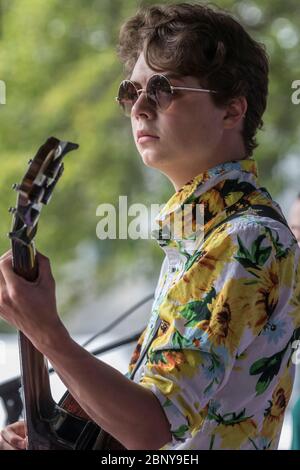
left=151, top=158, right=259, bottom=255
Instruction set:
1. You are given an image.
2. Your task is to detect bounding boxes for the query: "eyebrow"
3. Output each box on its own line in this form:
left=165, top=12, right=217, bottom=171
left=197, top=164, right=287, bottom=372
left=128, top=72, right=184, bottom=86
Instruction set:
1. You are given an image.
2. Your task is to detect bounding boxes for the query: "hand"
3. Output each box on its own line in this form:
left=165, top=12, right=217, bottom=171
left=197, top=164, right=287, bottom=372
left=0, top=421, right=27, bottom=450
left=0, top=250, right=64, bottom=348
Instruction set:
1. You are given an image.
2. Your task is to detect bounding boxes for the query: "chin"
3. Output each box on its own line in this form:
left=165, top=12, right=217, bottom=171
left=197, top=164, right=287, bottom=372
left=140, top=149, right=165, bottom=168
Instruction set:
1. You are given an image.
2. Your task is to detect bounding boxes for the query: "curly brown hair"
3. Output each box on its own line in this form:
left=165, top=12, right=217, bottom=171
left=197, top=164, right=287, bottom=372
left=116, top=2, right=269, bottom=157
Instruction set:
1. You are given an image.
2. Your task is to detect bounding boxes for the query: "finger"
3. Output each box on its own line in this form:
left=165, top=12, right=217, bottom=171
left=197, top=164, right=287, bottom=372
left=1, top=421, right=26, bottom=439
left=0, top=267, right=6, bottom=288
left=35, top=251, right=54, bottom=281
left=0, top=251, right=13, bottom=275
left=0, top=253, right=12, bottom=279
left=14, top=421, right=27, bottom=439
left=0, top=254, right=15, bottom=287
left=0, top=258, right=8, bottom=305
left=0, top=250, right=12, bottom=262
left=36, top=251, right=51, bottom=267
left=0, top=253, right=35, bottom=288
left=1, top=427, right=26, bottom=450
left=0, top=436, right=17, bottom=450
left=36, top=250, right=48, bottom=259
left=0, top=433, right=25, bottom=450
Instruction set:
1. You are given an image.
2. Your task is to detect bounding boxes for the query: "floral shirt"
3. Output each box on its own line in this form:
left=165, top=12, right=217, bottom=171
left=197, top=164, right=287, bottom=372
left=127, top=158, right=300, bottom=450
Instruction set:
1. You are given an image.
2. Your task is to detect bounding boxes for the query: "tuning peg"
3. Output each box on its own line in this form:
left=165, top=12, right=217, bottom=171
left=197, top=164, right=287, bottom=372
left=11, top=183, right=20, bottom=191
left=28, top=158, right=33, bottom=165
left=8, top=207, right=17, bottom=214
left=41, top=163, right=64, bottom=205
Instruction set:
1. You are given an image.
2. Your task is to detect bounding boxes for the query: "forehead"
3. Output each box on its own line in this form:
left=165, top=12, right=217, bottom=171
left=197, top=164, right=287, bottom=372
left=129, top=52, right=184, bottom=84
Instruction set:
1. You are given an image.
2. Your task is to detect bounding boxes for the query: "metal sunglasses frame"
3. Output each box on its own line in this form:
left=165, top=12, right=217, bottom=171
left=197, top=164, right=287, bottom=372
left=115, top=73, right=218, bottom=114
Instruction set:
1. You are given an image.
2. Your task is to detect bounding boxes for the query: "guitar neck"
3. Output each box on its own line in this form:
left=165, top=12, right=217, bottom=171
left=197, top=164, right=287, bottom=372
left=6, top=137, right=102, bottom=449
left=12, top=240, right=56, bottom=449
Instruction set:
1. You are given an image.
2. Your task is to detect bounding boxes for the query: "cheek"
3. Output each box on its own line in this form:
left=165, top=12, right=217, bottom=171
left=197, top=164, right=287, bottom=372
left=171, top=98, right=218, bottom=134
left=131, top=121, right=137, bottom=144
left=163, top=112, right=212, bottom=148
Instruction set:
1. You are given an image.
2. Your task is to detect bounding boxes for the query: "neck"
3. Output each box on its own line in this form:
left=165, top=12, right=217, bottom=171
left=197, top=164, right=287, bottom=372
left=170, top=154, right=249, bottom=191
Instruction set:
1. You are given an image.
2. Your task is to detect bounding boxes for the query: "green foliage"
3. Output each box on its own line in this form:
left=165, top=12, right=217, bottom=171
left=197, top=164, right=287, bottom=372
left=0, top=0, right=299, bottom=330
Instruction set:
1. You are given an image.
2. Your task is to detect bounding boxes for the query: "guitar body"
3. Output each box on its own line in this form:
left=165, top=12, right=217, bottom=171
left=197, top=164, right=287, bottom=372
left=9, top=137, right=126, bottom=450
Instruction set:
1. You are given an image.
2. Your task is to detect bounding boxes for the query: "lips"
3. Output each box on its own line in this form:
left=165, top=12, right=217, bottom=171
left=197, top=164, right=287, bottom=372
left=137, top=130, right=159, bottom=142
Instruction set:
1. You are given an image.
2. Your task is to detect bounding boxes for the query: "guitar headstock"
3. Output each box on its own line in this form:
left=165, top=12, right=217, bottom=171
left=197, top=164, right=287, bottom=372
left=8, top=137, right=79, bottom=247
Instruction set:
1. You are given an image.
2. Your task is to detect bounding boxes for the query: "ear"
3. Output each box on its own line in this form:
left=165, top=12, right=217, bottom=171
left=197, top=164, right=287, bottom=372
left=223, top=96, right=248, bottom=129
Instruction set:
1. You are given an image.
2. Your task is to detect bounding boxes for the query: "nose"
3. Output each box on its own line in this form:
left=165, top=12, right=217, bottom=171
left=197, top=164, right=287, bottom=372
left=131, top=90, right=156, bottom=119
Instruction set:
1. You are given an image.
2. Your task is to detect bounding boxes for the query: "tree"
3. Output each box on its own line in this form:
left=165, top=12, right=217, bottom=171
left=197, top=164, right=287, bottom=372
left=0, top=0, right=299, bottom=329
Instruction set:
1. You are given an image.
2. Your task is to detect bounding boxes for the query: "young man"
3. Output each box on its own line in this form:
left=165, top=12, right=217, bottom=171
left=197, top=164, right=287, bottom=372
left=0, top=3, right=300, bottom=450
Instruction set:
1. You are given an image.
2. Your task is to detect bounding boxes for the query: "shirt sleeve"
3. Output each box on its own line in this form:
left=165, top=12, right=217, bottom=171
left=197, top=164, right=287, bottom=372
left=136, top=221, right=279, bottom=449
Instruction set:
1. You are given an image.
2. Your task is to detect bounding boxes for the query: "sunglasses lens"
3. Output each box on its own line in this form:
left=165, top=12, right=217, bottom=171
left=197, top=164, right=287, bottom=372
left=117, top=75, right=173, bottom=116
left=148, top=75, right=173, bottom=110
left=117, top=80, right=138, bottom=116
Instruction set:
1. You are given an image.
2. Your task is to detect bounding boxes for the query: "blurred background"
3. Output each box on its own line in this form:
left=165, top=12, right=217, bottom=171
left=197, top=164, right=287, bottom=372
left=0, top=0, right=299, bottom=449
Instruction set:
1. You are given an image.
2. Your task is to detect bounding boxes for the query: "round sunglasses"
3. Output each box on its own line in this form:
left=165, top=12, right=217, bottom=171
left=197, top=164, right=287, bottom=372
left=115, top=73, right=218, bottom=117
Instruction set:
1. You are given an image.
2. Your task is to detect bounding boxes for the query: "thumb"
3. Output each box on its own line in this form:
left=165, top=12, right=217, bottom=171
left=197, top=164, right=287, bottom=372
left=35, top=251, right=54, bottom=281
left=0, top=252, right=16, bottom=287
